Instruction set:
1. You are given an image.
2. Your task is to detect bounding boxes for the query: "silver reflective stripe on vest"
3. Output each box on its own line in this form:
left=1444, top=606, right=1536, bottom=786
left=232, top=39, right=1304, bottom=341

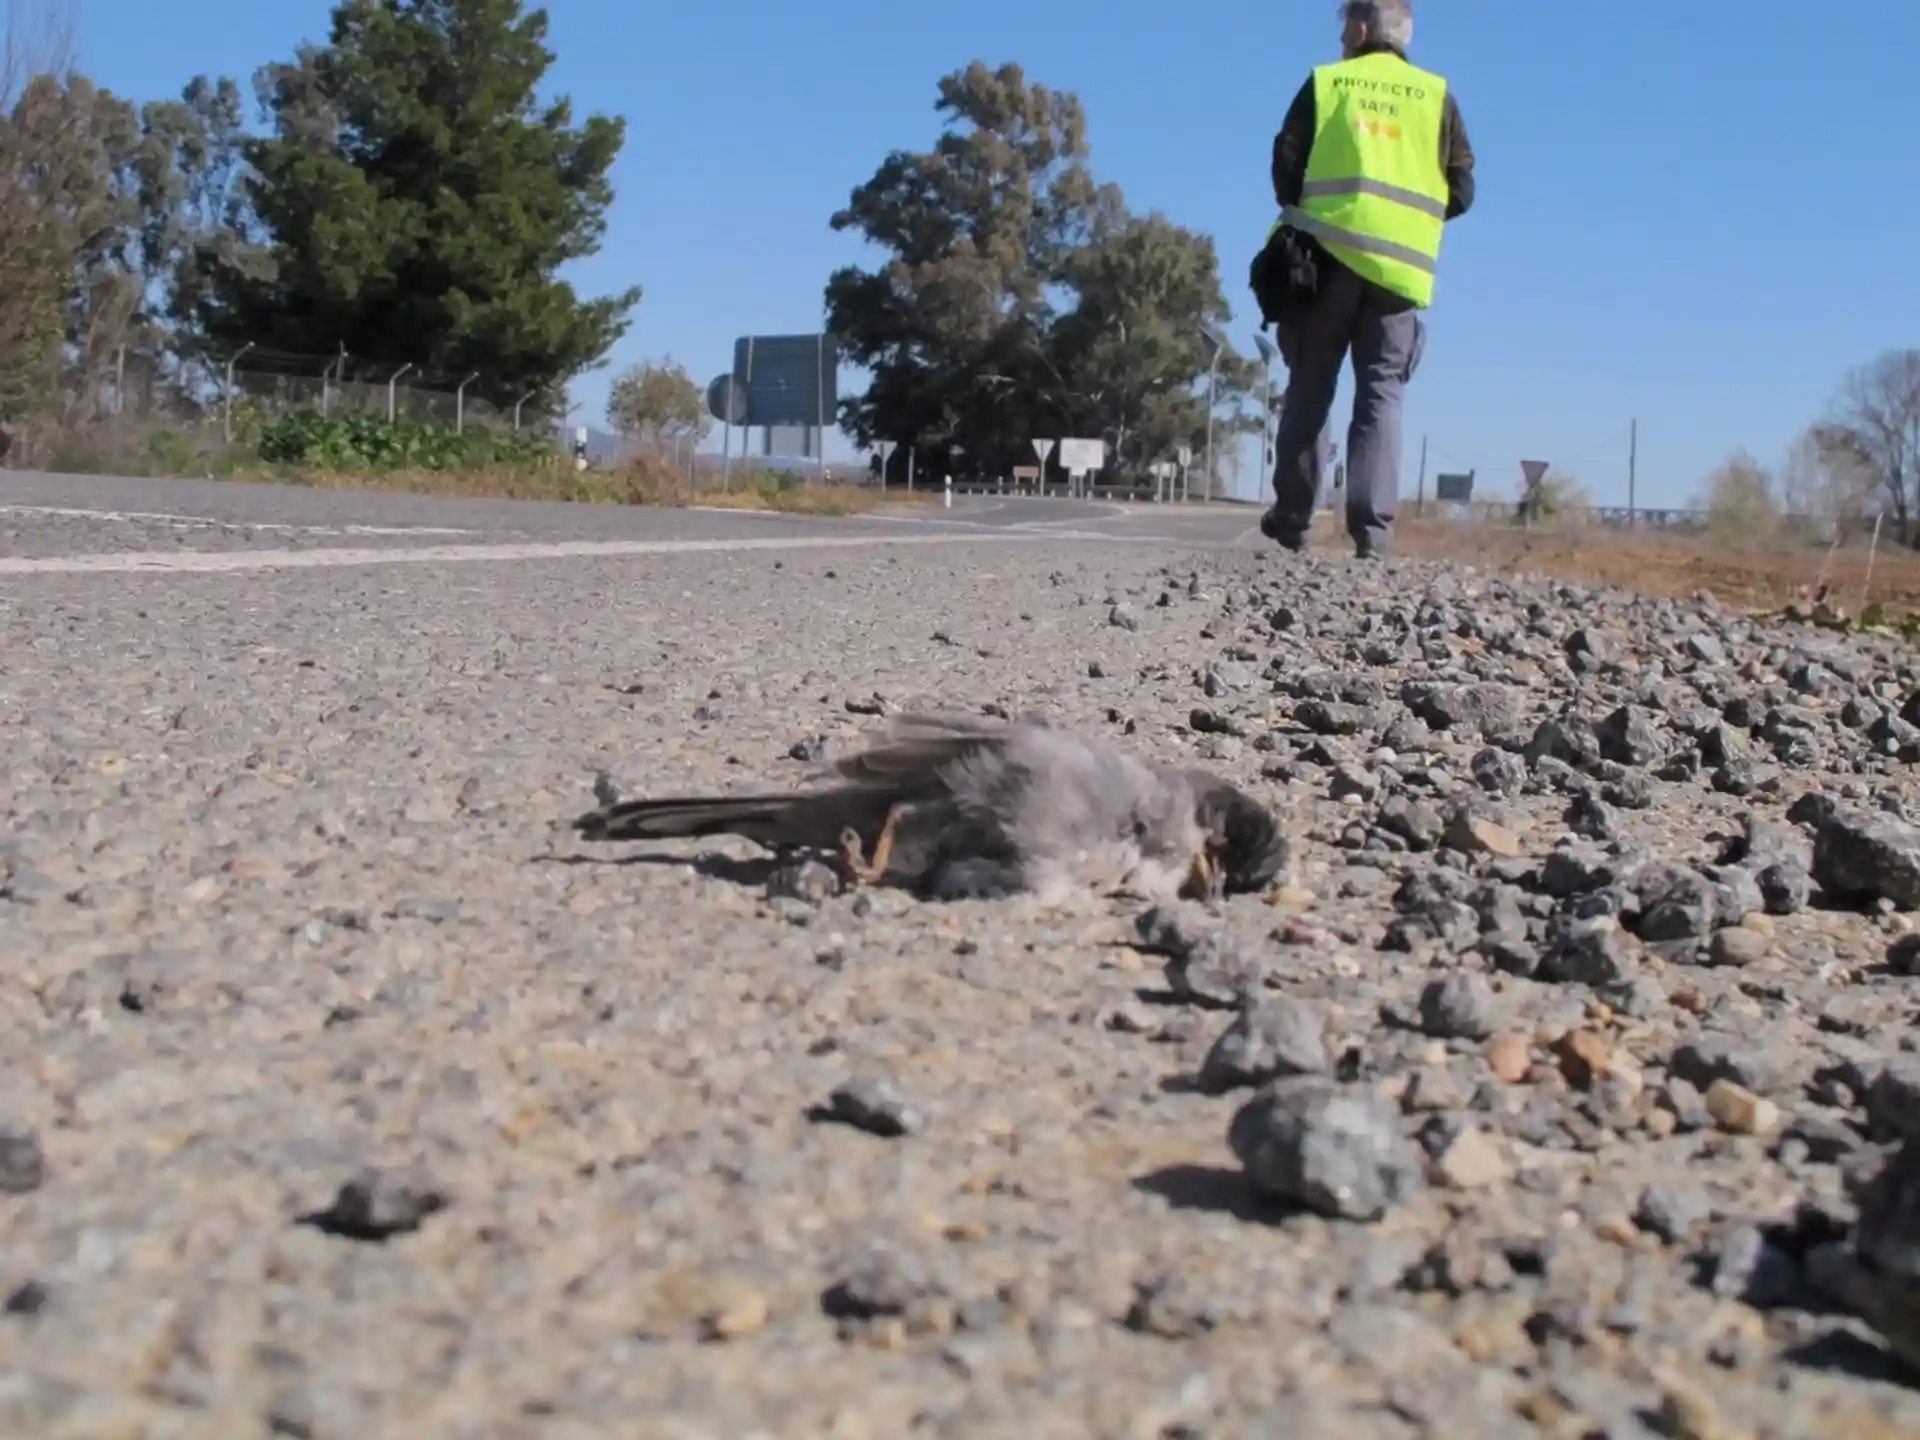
left=1299, top=176, right=1447, bottom=219
left=1280, top=206, right=1437, bottom=274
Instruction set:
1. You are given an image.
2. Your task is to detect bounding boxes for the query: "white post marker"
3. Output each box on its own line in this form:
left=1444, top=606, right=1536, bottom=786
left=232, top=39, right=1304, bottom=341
left=943, top=474, right=952, bottom=509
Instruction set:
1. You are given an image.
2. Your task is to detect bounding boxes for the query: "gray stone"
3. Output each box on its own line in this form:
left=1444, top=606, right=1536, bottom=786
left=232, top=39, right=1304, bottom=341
left=1199, top=998, right=1332, bottom=1094
left=0, top=1122, right=45, bottom=1195
left=1417, top=973, right=1498, bottom=1040
left=1864, top=1060, right=1920, bottom=1144
left=1406, top=682, right=1526, bottom=736
left=1539, top=922, right=1636, bottom=993
left=1228, top=1078, right=1425, bottom=1222
left=1813, top=808, right=1920, bottom=909
left=1634, top=1183, right=1711, bottom=1245
left=1596, top=705, right=1662, bottom=767
left=1166, top=932, right=1270, bottom=1010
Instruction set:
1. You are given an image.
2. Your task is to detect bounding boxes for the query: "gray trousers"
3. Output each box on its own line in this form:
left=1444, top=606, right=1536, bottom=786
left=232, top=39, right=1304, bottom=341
left=1268, top=260, right=1427, bottom=553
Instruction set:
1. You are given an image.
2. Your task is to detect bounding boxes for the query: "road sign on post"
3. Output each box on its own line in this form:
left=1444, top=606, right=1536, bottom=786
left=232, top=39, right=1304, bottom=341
left=1059, top=438, right=1105, bottom=472
left=729, top=334, right=838, bottom=427
left=1149, top=460, right=1176, bottom=503
left=705, top=375, right=747, bottom=425
left=1434, top=471, right=1475, bottom=504
left=1032, top=439, right=1056, bottom=495
left=1058, top=438, right=1105, bottom=499
left=1519, top=459, right=1551, bottom=527
left=875, top=439, right=898, bottom=487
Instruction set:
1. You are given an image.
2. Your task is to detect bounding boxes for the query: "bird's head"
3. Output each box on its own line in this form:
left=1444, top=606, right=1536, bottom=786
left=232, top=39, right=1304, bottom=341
left=1188, top=777, right=1290, bottom=898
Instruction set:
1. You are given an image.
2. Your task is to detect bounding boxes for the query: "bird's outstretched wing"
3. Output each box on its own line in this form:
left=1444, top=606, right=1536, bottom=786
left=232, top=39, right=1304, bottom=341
left=827, top=711, right=1030, bottom=792
left=572, top=787, right=894, bottom=850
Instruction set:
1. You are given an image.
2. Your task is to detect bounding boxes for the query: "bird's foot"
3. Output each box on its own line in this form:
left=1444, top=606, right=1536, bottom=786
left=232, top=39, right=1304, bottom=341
left=838, top=806, right=901, bottom=886
left=1181, top=849, right=1227, bottom=903
left=837, top=827, right=873, bottom=884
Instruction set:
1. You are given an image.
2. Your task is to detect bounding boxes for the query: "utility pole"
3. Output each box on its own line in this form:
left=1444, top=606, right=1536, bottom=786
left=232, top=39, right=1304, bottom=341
left=1415, top=434, right=1428, bottom=512
left=1627, top=419, right=1638, bottom=527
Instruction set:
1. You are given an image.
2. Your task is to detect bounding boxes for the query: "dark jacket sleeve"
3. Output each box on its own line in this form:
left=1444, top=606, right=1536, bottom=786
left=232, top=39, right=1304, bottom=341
left=1440, top=91, right=1475, bottom=220
left=1270, top=77, right=1316, bottom=210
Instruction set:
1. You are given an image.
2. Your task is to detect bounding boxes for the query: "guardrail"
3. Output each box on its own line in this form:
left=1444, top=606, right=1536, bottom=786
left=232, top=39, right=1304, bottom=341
left=911, top=477, right=1249, bottom=504
left=1408, top=500, right=1711, bottom=530
left=912, top=484, right=1717, bottom=521
left=896, top=484, right=1878, bottom=541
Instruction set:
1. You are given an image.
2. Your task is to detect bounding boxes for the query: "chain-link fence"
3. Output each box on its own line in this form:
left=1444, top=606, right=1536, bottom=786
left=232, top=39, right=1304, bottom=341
left=3, top=344, right=557, bottom=473
left=221, top=348, right=536, bottom=432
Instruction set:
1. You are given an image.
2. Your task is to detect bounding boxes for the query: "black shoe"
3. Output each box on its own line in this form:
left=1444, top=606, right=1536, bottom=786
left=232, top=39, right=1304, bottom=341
left=1260, top=508, right=1306, bottom=552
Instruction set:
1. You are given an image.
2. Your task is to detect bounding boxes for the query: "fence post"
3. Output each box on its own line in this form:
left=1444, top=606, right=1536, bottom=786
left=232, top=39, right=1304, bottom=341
left=1862, top=513, right=1885, bottom=618
left=223, top=342, right=255, bottom=444
left=386, top=364, right=414, bottom=423
left=456, top=372, right=480, bottom=434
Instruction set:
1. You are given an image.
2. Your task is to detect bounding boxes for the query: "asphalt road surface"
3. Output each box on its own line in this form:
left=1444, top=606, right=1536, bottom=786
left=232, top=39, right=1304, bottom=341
left=4, top=469, right=1916, bottom=1437
left=0, top=470, right=1266, bottom=572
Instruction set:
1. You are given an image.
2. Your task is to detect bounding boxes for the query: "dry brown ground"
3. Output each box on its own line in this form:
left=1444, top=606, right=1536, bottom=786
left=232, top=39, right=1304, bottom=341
left=1369, top=513, right=1920, bottom=619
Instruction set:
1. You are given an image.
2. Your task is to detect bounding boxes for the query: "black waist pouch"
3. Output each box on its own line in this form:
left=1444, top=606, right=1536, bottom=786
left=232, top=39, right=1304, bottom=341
left=1249, top=223, right=1322, bottom=327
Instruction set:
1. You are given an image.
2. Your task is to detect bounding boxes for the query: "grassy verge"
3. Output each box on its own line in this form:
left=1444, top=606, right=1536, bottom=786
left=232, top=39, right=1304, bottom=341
left=243, top=457, right=920, bottom=517
left=1362, top=509, right=1920, bottom=621
left=24, top=424, right=921, bottom=518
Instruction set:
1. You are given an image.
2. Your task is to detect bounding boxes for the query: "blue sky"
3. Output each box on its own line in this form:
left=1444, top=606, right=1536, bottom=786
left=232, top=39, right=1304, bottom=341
left=72, top=0, right=1920, bottom=506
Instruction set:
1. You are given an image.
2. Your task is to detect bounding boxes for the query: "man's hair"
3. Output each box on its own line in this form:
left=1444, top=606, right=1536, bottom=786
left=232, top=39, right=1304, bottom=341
left=1340, top=0, right=1414, bottom=49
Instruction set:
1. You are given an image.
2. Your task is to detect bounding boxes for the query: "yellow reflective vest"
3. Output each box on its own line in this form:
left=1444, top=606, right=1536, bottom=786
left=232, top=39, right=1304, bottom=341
left=1278, top=51, right=1451, bottom=308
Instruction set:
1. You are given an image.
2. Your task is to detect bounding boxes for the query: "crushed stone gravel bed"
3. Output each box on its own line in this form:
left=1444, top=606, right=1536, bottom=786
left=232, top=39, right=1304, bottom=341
left=2, top=539, right=1919, bottom=1437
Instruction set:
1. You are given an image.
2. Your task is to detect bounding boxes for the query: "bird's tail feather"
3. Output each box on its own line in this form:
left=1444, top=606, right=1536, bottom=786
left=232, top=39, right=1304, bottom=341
left=571, top=790, right=885, bottom=850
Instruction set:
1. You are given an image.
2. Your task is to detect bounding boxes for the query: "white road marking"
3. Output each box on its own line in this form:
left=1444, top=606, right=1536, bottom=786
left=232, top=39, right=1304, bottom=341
left=0, top=503, right=476, bottom=537
left=1011, top=502, right=1132, bottom=529
left=0, top=530, right=1111, bottom=577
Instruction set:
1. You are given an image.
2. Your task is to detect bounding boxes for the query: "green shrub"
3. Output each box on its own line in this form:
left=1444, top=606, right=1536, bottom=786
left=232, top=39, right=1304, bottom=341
left=256, top=410, right=560, bottom=471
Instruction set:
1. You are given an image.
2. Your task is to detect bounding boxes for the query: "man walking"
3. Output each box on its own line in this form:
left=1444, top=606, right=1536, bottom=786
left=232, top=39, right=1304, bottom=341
left=1258, top=0, right=1475, bottom=559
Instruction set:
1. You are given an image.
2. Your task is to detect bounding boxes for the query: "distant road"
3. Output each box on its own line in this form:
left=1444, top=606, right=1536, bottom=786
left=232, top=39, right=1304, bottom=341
left=0, top=471, right=1268, bottom=574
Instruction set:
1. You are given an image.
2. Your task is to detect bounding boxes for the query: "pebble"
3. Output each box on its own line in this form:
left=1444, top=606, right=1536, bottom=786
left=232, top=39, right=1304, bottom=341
left=1704, top=1080, right=1779, bottom=1137
left=304, top=1166, right=449, bottom=1242
left=816, top=1076, right=927, bottom=1138
left=1430, top=1126, right=1510, bottom=1190
left=1486, top=1032, right=1533, bottom=1083
left=1707, top=927, right=1770, bottom=968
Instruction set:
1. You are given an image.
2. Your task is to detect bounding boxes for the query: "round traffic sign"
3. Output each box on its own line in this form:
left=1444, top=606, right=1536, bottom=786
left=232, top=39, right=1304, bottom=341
left=705, top=374, right=748, bottom=425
